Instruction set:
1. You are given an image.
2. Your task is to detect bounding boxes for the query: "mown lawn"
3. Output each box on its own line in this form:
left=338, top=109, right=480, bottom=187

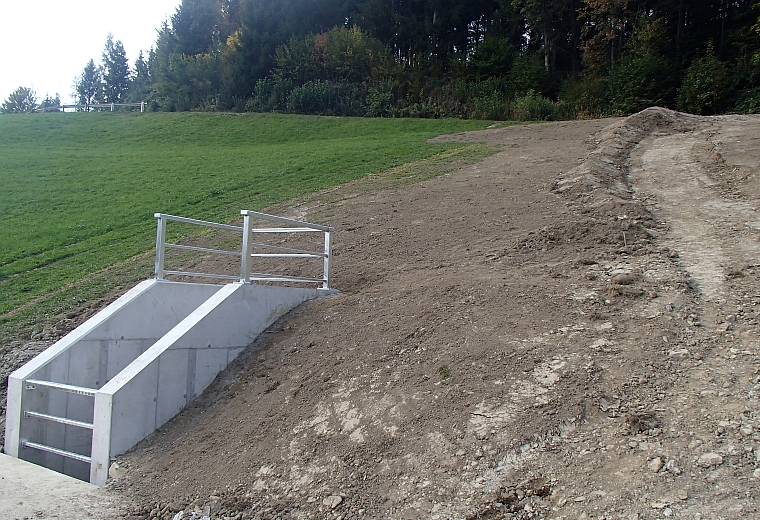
left=0, top=112, right=491, bottom=319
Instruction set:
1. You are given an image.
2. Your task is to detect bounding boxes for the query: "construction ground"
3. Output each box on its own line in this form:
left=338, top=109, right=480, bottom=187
left=3, top=108, right=760, bottom=519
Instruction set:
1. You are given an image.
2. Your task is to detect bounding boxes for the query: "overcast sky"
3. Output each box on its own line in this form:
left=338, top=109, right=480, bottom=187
left=1, top=0, right=181, bottom=104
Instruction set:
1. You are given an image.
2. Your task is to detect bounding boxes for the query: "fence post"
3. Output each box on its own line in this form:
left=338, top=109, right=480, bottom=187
left=154, top=214, right=166, bottom=280
left=140, top=101, right=145, bottom=113
left=323, top=228, right=333, bottom=290
left=240, top=211, right=252, bottom=283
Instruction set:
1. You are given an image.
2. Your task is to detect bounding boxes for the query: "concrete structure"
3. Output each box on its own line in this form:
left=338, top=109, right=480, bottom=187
left=5, top=210, right=335, bottom=486
left=4, top=279, right=328, bottom=485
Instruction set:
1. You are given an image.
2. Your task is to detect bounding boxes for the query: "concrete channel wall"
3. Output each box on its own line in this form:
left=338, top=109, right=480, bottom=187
left=90, top=282, right=325, bottom=485
left=5, top=280, right=329, bottom=485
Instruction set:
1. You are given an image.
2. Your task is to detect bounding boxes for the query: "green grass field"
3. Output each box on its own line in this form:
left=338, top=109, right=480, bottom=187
left=0, top=112, right=491, bottom=325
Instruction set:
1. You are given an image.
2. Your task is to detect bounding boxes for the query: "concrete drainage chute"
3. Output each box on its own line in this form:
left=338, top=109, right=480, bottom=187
left=4, top=211, right=335, bottom=485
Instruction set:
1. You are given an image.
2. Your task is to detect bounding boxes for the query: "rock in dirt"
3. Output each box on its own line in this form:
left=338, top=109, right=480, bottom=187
left=108, top=462, right=125, bottom=480
left=610, top=273, right=634, bottom=285
left=323, top=495, right=343, bottom=509
left=647, top=456, right=664, bottom=473
left=665, top=459, right=682, bottom=475
left=668, top=349, right=690, bottom=360
left=697, top=452, right=724, bottom=468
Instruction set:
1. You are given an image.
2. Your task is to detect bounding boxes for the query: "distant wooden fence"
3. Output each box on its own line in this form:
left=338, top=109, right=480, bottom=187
left=41, top=102, right=146, bottom=113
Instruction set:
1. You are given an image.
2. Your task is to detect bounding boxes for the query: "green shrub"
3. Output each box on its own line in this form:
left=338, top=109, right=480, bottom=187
left=471, top=93, right=509, bottom=120
left=677, top=44, right=728, bottom=115
left=509, top=53, right=547, bottom=96
left=606, top=54, right=676, bottom=114
left=558, top=77, right=606, bottom=118
left=730, top=87, right=760, bottom=114
left=247, top=78, right=293, bottom=112
left=511, top=90, right=575, bottom=121
left=366, top=80, right=397, bottom=117
left=287, top=80, right=365, bottom=116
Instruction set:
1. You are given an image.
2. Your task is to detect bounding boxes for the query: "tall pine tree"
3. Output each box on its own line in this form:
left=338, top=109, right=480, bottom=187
left=75, top=59, right=102, bottom=106
left=102, top=34, right=131, bottom=103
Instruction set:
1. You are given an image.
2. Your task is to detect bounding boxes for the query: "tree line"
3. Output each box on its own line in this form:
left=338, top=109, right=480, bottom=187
left=1, top=33, right=147, bottom=114
left=4, top=0, right=760, bottom=118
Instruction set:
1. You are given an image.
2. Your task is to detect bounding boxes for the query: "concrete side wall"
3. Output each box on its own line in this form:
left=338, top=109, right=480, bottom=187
left=90, top=283, right=328, bottom=485
left=5, top=280, right=223, bottom=481
left=34, top=280, right=223, bottom=387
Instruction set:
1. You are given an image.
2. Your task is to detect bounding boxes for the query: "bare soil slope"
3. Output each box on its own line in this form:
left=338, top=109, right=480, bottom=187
left=106, top=109, right=760, bottom=519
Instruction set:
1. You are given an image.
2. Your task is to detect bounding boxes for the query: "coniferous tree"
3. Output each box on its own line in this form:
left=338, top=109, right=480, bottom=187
left=64, top=0, right=760, bottom=116
left=0, top=87, right=38, bottom=114
left=102, top=34, right=131, bottom=103
left=40, top=93, right=62, bottom=112
left=75, top=59, right=102, bottom=106
left=128, top=51, right=153, bottom=102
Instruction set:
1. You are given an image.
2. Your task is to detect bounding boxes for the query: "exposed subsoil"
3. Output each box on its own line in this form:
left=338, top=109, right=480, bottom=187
left=8, top=108, right=760, bottom=520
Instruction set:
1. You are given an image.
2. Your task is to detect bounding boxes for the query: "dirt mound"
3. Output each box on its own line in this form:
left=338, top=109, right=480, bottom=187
left=37, top=110, right=760, bottom=519
left=555, top=107, right=701, bottom=198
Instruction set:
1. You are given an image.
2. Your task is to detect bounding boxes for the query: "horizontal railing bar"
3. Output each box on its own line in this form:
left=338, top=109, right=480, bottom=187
left=155, top=213, right=244, bottom=233
left=22, top=441, right=91, bottom=464
left=25, top=380, right=96, bottom=397
left=241, top=210, right=332, bottom=232
left=251, top=242, right=325, bottom=256
left=24, top=411, right=94, bottom=430
left=162, top=270, right=240, bottom=281
left=165, top=243, right=242, bottom=257
left=251, top=253, right=324, bottom=259
left=86, top=103, right=144, bottom=108
left=250, top=227, right=322, bottom=234
left=61, top=103, right=144, bottom=108
left=250, top=274, right=325, bottom=284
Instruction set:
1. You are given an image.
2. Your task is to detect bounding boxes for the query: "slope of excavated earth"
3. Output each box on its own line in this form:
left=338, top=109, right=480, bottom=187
left=99, top=109, right=760, bottom=520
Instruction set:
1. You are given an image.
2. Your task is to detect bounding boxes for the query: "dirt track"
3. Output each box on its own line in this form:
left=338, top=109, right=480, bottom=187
left=14, top=108, right=760, bottom=519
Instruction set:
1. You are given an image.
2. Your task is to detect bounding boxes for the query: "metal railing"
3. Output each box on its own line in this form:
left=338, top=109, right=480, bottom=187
left=154, top=210, right=333, bottom=289
left=20, top=379, right=96, bottom=466
left=47, top=102, right=147, bottom=113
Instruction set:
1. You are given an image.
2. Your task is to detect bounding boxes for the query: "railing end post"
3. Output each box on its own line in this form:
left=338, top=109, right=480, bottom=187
left=154, top=215, right=166, bottom=280
left=240, top=212, right=252, bottom=283
left=323, top=227, right=333, bottom=290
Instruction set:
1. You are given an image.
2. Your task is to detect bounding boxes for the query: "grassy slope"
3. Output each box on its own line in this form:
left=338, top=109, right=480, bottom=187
left=0, top=112, right=490, bottom=324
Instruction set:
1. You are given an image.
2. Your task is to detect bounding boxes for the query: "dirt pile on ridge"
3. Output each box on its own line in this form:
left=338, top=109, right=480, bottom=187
left=109, top=109, right=760, bottom=520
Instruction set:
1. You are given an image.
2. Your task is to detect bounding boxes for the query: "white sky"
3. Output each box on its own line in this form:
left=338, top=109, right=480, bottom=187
left=0, top=0, right=182, bottom=104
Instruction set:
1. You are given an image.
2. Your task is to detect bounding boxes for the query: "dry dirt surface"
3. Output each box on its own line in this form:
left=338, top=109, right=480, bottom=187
left=62, top=109, right=760, bottom=519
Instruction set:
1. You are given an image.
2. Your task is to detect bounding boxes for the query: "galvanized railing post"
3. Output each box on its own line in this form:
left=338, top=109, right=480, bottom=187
left=323, top=228, right=333, bottom=290
left=240, top=211, right=252, bottom=282
left=154, top=213, right=166, bottom=280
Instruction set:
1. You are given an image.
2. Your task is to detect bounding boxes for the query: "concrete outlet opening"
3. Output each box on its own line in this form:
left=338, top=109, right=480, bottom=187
left=4, top=211, right=335, bottom=485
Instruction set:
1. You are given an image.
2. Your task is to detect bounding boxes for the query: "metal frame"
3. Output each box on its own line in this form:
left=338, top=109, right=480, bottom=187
left=24, top=411, right=94, bottom=430
left=18, top=380, right=97, bottom=466
left=22, top=441, right=92, bottom=464
left=25, top=379, right=96, bottom=397
left=154, top=211, right=334, bottom=290
left=51, top=102, right=147, bottom=113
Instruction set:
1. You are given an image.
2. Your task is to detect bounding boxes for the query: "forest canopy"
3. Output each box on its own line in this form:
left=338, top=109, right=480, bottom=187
left=10, top=0, right=760, bottom=118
